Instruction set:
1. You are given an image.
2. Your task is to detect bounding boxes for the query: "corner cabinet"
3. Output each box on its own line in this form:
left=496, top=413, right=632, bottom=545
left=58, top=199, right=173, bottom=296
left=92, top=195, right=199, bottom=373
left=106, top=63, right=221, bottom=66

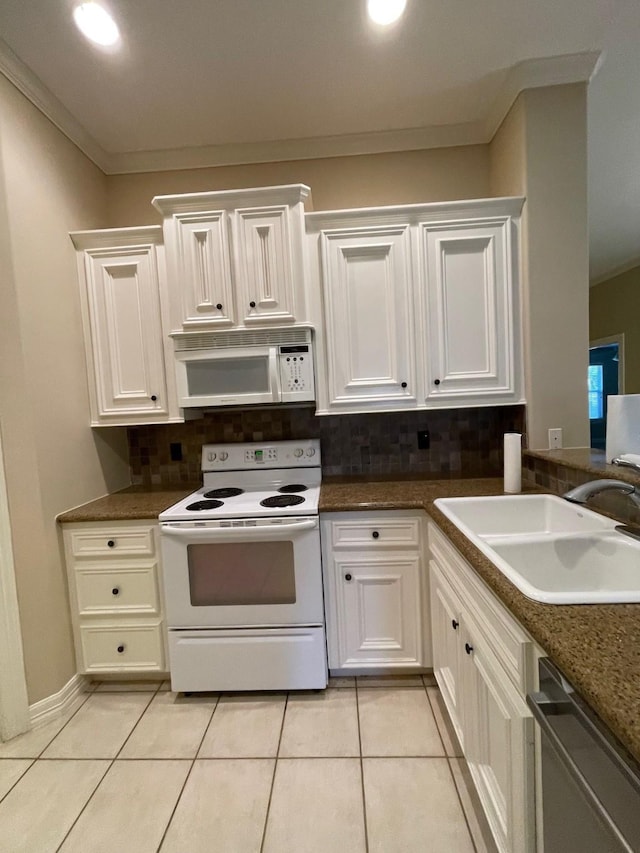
left=321, top=511, right=430, bottom=672
left=306, top=197, right=524, bottom=414
left=429, top=521, right=536, bottom=853
left=152, top=184, right=311, bottom=332
left=71, top=227, right=181, bottom=426
left=62, top=520, right=168, bottom=675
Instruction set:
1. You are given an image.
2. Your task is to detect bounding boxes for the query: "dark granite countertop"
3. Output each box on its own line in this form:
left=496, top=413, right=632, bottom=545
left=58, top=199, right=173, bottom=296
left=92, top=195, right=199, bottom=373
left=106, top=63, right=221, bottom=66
left=58, top=476, right=640, bottom=763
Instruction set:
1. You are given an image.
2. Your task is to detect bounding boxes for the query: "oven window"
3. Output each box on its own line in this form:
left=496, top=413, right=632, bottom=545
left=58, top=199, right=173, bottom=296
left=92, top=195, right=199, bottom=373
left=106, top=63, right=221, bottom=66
left=185, top=357, right=270, bottom=397
left=187, top=542, right=296, bottom=606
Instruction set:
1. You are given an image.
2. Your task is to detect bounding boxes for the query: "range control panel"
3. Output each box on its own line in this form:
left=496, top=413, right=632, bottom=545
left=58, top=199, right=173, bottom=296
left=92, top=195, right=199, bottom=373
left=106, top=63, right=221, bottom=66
left=201, top=439, right=321, bottom=471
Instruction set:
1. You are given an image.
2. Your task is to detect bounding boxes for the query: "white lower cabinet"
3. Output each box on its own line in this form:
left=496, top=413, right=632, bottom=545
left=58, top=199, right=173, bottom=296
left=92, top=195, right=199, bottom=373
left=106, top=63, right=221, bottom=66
left=62, top=520, right=167, bottom=675
left=321, top=511, right=430, bottom=672
left=429, top=521, right=536, bottom=853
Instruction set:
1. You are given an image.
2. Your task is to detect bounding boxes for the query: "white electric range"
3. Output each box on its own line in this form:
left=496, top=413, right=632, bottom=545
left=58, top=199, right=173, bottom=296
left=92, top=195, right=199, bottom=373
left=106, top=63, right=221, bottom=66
left=159, top=439, right=327, bottom=692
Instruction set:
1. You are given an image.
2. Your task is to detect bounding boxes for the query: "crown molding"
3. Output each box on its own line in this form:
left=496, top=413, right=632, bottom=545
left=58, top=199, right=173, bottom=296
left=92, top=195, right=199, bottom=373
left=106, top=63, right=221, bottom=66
left=590, top=254, right=640, bottom=287
left=0, top=42, right=601, bottom=176
left=482, top=51, right=602, bottom=138
left=0, top=37, right=112, bottom=172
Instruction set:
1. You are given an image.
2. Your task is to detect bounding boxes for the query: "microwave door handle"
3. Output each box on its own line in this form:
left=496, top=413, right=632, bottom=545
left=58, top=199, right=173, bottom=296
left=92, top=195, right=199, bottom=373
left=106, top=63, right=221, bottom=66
left=161, top=519, right=317, bottom=540
left=269, top=348, right=282, bottom=402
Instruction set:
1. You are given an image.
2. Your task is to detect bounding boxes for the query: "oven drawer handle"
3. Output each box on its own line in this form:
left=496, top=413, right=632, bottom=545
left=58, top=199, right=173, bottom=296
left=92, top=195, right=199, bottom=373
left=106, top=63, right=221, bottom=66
left=526, top=691, right=632, bottom=847
left=161, top=519, right=318, bottom=539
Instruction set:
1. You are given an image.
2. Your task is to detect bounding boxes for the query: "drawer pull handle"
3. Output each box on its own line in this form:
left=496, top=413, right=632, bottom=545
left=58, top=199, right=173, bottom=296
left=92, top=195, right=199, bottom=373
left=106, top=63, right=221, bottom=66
left=117, top=644, right=125, bottom=654
left=372, top=531, right=380, bottom=539
left=107, top=540, right=115, bottom=548
left=451, top=619, right=459, bottom=630
left=344, top=573, right=353, bottom=582
left=465, top=643, right=474, bottom=655
left=112, top=587, right=120, bottom=596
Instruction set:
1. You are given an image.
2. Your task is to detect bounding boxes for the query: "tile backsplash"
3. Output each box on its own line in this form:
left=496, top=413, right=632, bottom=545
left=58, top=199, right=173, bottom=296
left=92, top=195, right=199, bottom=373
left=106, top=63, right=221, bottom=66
left=128, top=405, right=525, bottom=485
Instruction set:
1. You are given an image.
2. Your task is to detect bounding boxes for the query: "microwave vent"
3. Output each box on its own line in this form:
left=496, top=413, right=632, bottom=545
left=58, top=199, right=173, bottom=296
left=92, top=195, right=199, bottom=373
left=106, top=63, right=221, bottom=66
left=173, top=328, right=311, bottom=352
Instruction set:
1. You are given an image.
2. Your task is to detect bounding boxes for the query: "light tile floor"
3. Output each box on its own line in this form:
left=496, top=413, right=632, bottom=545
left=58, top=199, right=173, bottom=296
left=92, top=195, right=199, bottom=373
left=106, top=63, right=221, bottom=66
left=0, top=674, right=497, bottom=853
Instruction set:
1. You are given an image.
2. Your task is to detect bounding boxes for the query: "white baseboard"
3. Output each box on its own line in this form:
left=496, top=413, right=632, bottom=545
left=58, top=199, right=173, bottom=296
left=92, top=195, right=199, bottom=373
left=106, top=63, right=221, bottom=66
left=29, top=673, right=88, bottom=729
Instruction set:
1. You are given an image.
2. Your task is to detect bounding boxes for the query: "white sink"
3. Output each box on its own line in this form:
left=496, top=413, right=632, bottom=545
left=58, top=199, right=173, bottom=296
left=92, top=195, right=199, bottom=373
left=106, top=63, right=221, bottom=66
left=434, top=494, right=617, bottom=538
left=434, top=494, right=640, bottom=604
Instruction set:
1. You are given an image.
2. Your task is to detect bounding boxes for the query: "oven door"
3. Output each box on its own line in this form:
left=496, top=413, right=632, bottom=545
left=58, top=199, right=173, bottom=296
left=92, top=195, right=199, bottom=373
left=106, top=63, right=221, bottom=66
left=160, top=517, right=323, bottom=628
left=175, top=346, right=281, bottom=408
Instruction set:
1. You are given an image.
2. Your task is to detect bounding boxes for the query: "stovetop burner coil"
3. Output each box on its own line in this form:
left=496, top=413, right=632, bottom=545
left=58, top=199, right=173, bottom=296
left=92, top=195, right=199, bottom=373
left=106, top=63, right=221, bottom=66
left=260, top=494, right=306, bottom=508
left=203, top=487, right=244, bottom=499
left=278, top=484, right=308, bottom=493
left=186, top=499, right=224, bottom=511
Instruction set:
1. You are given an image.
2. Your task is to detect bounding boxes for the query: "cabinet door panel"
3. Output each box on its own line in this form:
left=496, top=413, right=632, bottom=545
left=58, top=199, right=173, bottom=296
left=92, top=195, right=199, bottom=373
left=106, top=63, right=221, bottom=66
left=430, top=561, right=464, bottom=746
left=173, top=211, right=235, bottom=327
left=321, top=225, right=416, bottom=407
left=332, top=555, right=422, bottom=668
left=423, top=218, right=516, bottom=403
left=461, top=619, right=535, bottom=853
left=86, top=247, right=168, bottom=418
left=235, top=206, right=297, bottom=324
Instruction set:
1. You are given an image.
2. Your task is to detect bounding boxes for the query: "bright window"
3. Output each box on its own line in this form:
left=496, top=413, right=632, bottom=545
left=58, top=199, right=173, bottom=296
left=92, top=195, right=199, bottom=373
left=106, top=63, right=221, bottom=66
left=588, top=364, right=604, bottom=419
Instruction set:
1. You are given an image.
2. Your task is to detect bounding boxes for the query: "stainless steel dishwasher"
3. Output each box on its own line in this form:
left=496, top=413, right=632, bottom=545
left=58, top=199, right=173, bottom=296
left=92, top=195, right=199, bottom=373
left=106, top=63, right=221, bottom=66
left=527, top=658, right=640, bottom=852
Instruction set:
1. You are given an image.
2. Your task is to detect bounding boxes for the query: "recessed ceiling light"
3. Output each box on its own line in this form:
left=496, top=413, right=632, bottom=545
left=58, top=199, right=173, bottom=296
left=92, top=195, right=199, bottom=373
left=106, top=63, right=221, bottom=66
left=367, top=0, right=408, bottom=26
left=73, top=2, right=120, bottom=47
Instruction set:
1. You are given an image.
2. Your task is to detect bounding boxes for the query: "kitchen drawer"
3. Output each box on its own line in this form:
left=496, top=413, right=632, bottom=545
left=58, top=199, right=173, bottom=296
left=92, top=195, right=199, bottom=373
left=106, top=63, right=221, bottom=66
left=79, top=622, right=165, bottom=673
left=429, top=521, right=535, bottom=694
left=75, top=563, right=160, bottom=616
left=69, top=525, right=155, bottom=558
left=330, top=516, right=421, bottom=549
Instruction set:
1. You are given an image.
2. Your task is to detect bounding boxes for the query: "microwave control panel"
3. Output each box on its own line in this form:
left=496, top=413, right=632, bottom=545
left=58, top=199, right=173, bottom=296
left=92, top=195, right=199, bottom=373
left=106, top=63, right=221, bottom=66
left=278, top=345, right=315, bottom=398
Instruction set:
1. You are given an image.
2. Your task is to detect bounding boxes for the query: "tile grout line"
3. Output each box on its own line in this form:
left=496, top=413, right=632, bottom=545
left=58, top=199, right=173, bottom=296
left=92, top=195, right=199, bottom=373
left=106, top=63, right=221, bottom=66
left=0, top=759, right=35, bottom=805
left=53, top=690, right=158, bottom=853
left=259, top=692, right=289, bottom=853
left=425, top=684, right=481, bottom=853
left=155, top=692, right=221, bottom=852
left=355, top=679, right=370, bottom=853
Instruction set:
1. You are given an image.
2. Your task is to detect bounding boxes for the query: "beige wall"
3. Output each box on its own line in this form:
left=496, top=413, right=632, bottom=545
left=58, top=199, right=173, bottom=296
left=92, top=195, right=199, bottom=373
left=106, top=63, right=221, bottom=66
left=106, top=145, right=490, bottom=225
left=0, top=76, right=131, bottom=704
left=490, top=85, right=590, bottom=449
left=590, top=265, right=640, bottom=394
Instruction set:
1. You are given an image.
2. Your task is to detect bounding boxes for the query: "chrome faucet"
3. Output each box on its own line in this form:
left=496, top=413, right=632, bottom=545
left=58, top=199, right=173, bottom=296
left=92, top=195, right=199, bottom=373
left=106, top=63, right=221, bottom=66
left=563, top=479, right=640, bottom=509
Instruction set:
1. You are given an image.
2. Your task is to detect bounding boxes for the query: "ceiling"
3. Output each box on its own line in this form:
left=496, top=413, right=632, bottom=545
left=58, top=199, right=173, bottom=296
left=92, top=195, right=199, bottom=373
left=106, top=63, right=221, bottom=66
left=0, top=0, right=638, bottom=281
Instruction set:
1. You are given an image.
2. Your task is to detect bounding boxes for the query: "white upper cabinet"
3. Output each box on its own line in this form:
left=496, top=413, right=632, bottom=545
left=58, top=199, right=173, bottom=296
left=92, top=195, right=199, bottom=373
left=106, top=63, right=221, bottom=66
left=318, top=224, right=417, bottom=410
left=422, top=217, right=518, bottom=406
left=71, top=227, right=180, bottom=426
left=153, top=185, right=310, bottom=333
left=307, top=198, right=524, bottom=415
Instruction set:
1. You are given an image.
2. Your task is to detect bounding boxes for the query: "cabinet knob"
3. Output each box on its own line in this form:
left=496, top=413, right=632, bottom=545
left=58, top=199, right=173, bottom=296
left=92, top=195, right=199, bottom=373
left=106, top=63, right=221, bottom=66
left=401, top=382, right=407, bottom=389
left=107, top=540, right=115, bottom=548
left=434, top=379, right=441, bottom=386
left=451, top=619, right=459, bottom=630
left=249, top=301, right=256, bottom=308
left=150, top=395, right=157, bottom=402
left=216, top=303, right=223, bottom=310
left=344, top=573, right=353, bottom=582
left=112, top=587, right=120, bottom=596
left=372, top=531, right=380, bottom=539
left=465, top=643, right=474, bottom=655
left=117, top=644, right=125, bottom=654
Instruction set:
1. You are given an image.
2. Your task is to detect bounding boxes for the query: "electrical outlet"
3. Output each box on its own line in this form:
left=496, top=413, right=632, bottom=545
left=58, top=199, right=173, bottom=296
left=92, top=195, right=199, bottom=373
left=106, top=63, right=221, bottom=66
left=548, top=428, right=563, bottom=449
left=170, top=442, right=183, bottom=461
left=417, top=430, right=430, bottom=450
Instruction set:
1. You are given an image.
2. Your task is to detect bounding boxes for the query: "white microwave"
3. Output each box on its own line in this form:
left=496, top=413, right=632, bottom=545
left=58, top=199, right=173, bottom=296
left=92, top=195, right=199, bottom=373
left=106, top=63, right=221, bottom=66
left=173, top=330, right=315, bottom=408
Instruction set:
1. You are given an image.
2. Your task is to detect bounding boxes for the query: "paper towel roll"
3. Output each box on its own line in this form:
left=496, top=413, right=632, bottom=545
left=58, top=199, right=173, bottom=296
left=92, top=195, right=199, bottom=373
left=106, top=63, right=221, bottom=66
left=606, top=395, right=640, bottom=462
left=504, top=433, right=522, bottom=494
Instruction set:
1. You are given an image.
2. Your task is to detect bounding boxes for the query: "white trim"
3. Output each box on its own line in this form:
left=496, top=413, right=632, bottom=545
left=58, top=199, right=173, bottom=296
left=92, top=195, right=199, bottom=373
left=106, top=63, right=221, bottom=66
left=0, top=421, right=30, bottom=741
left=590, top=256, right=640, bottom=287
left=590, top=333, right=625, bottom=395
left=0, top=37, right=111, bottom=172
left=28, top=673, right=87, bottom=729
left=0, top=43, right=600, bottom=175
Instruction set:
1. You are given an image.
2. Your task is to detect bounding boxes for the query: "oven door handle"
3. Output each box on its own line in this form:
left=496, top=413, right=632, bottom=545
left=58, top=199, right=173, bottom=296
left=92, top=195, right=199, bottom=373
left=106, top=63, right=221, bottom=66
left=161, top=519, right=318, bottom=540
